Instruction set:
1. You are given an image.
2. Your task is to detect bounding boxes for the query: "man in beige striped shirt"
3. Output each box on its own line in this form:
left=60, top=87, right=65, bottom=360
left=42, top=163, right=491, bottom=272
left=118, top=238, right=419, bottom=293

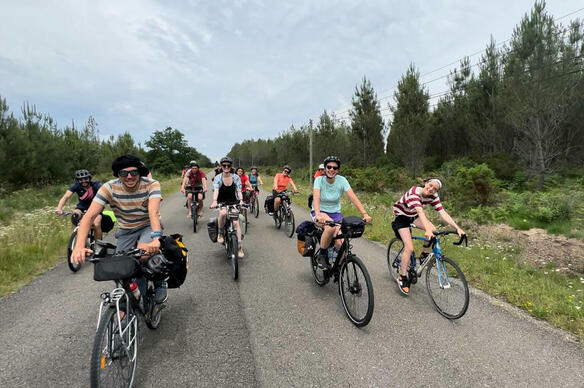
left=71, top=155, right=166, bottom=303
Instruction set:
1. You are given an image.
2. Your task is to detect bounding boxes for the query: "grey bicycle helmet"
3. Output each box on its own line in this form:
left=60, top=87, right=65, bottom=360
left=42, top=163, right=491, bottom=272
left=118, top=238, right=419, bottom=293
left=220, top=156, right=233, bottom=165
left=323, top=156, right=341, bottom=168
left=189, top=160, right=199, bottom=167
left=75, top=169, right=91, bottom=180
left=283, top=165, right=292, bottom=172
left=250, top=166, right=258, bottom=172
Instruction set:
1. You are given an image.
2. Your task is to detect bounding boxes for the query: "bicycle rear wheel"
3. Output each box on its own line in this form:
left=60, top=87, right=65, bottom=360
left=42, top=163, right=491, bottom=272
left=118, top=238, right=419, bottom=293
left=386, top=238, right=404, bottom=282
left=67, top=231, right=82, bottom=272
left=310, top=251, right=329, bottom=286
left=274, top=210, right=282, bottom=229
left=284, top=209, right=295, bottom=238
left=425, top=256, right=469, bottom=319
left=339, top=255, right=374, bottom=327
left=90, top=305, right=138, bottom=388
left=230, top=234, right=239, bottom=281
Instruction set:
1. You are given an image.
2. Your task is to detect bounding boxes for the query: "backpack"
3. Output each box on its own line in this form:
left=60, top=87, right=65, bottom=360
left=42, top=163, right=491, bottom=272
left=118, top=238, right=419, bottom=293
left=161, top=234, right=189, bottom=288
left=307, top=194, right=313, bottom=209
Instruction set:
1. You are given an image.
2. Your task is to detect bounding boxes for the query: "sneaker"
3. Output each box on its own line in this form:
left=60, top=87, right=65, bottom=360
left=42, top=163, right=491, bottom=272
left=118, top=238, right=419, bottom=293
left=419, top=252, right=429, bottom=264
left=217, top=233, right=224, bottom=244
left=397, top=274, right=410, bottom=295
left=237, top=246, right=244, bottom=258
left=316, top=252, right=329, bottom=271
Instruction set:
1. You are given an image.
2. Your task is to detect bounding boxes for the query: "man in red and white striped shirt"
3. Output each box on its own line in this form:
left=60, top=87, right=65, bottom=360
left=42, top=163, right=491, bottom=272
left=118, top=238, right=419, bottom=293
left=391, top=178, right=464, bottom=295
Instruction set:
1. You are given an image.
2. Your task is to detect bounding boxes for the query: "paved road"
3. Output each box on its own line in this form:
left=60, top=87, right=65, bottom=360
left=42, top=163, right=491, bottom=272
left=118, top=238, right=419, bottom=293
left=1, top=189, right=583, bottom=387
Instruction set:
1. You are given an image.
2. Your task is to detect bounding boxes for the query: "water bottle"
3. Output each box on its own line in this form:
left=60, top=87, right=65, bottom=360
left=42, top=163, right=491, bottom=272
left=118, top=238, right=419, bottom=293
left=129, top=281, right=141, bottom=301
left=327, top=247, right=336, bottom=261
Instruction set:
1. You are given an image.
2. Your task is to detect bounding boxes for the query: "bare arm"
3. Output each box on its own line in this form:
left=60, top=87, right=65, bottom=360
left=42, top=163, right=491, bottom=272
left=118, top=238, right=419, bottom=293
left=438, top=209, right=465, bottom=236
left=345, top=189, right=371, bottom=222
left=245, top=180, right=253, bottom=191
left=141, top=197, right=162, bottom=254
left=71, top=200, right=105, bottom=263
left=258, top=176, right=263, bottom=185
left=289, top=179, right=298, bottom=192
left=272, top=176, right=278, bottom=191
left=202, top=177, right=208, bottom=192
left=415, top=207, right=435, bottom=240
left=180, top=176, right=189, bottom=193
left=55, top=190, right=74, bottom=214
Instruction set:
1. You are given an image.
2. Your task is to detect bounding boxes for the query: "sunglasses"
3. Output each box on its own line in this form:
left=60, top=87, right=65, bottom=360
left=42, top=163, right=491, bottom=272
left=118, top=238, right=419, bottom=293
left=326, top=165, right=339, bottom=171
left=119, top=169, right=140, bottom=177
left=284, top=170, right=290, bottom=174
left=222, top=164, right=232, bottom=168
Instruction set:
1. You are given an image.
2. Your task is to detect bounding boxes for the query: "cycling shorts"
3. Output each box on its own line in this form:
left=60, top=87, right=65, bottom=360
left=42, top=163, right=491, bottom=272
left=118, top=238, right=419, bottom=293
left=310, top=211, right=343, bottom=223
left=186, top=187, right=205, bottom=200
left=392, top=215, right=418, bottom=239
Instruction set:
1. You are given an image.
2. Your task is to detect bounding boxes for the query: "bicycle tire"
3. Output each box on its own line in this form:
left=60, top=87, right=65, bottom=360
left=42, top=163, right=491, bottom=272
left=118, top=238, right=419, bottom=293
left=310, top=253, right=329, bottom=286
left=67, top=231, right=82, bottom=272
left=90, top=305, right=137, bottom=388
left=386, top=238, right=404, bottom=282
left=253, top=196, right=259, bottom=218
left=242, top=209, right=248, bottom=235
left=191, top=201, right=198, bottom=233
left=284, top=209, right=295, bottom=238
left=230, top=234, right=239, bottom=281
left=274, top=210, right=282, bottom=229
left=145, top=285, right=162, bottom=330
left=425, top=255, right=469, bottom=319
left=339, top=255, right=374, bottom=327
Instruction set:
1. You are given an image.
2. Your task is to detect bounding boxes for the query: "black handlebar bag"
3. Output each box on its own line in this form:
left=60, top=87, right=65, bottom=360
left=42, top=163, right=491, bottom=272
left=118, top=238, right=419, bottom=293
left=94, top=255, right=140, bottom=282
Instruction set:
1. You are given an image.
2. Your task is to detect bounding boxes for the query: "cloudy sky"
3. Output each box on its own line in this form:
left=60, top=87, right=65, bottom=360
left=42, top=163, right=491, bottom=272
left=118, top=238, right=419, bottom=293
left=1, top=0, right=582, bottom=162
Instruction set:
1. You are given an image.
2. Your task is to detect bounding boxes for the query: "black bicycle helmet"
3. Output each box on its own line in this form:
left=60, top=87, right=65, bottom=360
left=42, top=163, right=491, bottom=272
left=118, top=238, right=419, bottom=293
left=75, top=169, right=91, bottom=180
left=189, top=160, right=199, bottom=167
left=220, top=156, right=233, bottom=165
left=323, top=156, right=341, bottom=168
left=283, top=165, right=292, bottom=172
left=143, top=253, right=171, bottom=281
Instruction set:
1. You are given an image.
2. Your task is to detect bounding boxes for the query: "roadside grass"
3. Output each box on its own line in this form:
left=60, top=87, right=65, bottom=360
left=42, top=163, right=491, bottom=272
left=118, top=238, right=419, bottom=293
left=293, top=179, right=584, bottom=340
left=0, top=175, right=182, bottom=297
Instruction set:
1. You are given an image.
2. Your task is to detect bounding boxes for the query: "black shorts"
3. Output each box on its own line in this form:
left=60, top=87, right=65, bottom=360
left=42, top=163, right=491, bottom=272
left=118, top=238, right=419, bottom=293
left=186, top=189, right=205, bottom=200
left=391, top=215, right=417, bottom=239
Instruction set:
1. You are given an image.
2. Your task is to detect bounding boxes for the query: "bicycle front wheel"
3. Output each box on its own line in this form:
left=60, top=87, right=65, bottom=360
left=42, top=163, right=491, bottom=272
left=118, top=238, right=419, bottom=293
left=90, top=305, right=138, bottom=388
left=386, top=238, right=404, bottom=282
left=67, top=231, right=82, bottom=272
left=230, top=234, right=239, bottom=281
left=253, top=196, right=259, bottom=218
left=425, top=256, right=469, bottom=319
left=339, top=255, right=374, bottom=327
left=284, top=210, right=295, bottom=238
left=193, top=210, right=198, bottom=233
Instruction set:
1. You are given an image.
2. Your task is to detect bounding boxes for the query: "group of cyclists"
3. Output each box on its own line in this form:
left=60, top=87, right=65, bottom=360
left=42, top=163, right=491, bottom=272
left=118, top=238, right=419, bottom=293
left=57, top=153, right=465, bottom=306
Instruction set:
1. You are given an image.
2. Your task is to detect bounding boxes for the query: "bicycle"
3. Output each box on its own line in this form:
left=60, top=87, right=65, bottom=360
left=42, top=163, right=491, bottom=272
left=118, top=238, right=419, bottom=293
left=212, top=203, right=246, bottom=280
left=387, top=229, right=469, bottom=319
left=60, top=211, right=95, bottom=272
left=308, top=216, right=374, bottom=327
left=247, top=187, right=260, bottom=218
left=273, top=190, right=296, bottom=238
left=186, top=188, right=204, bottom=233
left=88, top=240, right=169, bottom=387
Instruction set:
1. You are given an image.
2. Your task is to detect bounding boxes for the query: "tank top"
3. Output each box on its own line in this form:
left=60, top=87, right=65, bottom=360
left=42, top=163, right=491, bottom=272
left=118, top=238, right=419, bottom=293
left=217, top=179, right=238, bottom=204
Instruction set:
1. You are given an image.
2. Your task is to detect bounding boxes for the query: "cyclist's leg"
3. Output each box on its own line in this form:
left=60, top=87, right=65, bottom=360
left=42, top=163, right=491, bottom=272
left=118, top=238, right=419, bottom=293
left=197, top=192, right=204, bottom=216
left=397, top=227, right=414, bottom=277
left=274, top=195, right=281, bottom=212
left=217, top=208, right=227, bottom=243
left=186, top=192, right=193, bottom=217
left=412, top=217, right=435, bottom=254
left=93, top=213, right=103, bottom=240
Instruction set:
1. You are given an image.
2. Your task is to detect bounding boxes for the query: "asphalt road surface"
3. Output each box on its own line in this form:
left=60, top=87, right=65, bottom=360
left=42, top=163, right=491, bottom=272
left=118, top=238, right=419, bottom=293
left=1, top=189, right=583, bottom=387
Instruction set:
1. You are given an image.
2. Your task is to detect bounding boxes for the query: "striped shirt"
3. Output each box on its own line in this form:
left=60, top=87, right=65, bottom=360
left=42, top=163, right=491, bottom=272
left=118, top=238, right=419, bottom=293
left=393, top=186, right=443, bottom=217
left=94, top=177, right=162, bottom=229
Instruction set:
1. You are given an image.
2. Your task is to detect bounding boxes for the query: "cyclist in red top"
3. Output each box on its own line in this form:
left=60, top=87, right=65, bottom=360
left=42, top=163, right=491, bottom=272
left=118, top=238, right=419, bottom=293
left=392, top=177, right=465, bottom=295
left=313, top=164, right=324, bottom=179
left=272, top=165, right=298, bottom=213
left=181, top=161, right=208, bottom=219
left=236, top=167, right=253, bottom=203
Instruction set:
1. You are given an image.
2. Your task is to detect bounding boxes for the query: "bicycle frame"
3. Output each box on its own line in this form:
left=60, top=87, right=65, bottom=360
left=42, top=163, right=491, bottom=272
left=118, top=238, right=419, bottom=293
left=410, top=236, right=452, bottom=289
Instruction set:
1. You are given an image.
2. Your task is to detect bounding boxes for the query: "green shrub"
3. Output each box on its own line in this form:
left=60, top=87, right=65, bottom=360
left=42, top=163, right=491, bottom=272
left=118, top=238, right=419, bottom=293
left=449, top=163, right=499, bottom=208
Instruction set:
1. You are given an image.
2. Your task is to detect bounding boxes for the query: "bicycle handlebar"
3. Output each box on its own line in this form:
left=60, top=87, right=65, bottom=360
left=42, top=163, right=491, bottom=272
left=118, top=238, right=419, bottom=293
left=322, top=219, right=372, bottom=227
left=431, top=230, right=468, bottom=247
